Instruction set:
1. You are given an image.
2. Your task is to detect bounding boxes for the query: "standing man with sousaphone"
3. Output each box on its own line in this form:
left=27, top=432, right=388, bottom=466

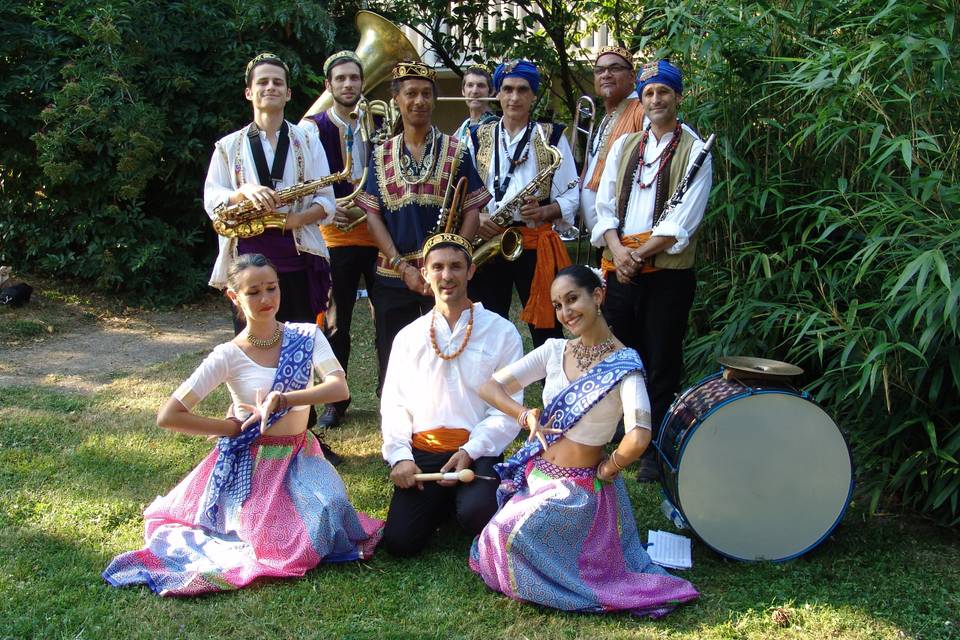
left=355, top=60, right=490, bottom=394
left=591, top=60, right=713, bottom=482
left=299, top=51, right=381, bottom=429
left=466, top=59, right=580, bottom=348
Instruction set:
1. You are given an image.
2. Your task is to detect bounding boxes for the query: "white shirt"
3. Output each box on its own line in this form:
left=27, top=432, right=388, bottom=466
left=380, top=303, right=524, bottom=466
left=591, top=120, right=712, bottom=252
left=579, top=91, right=638, bottom=232
left=173, top=323, right=343, bottom=421
left=203, top=121, right=336, bottom=288
left=493, top=339, right=651, bottom=446
left=468, top=119, right=579, bottom=227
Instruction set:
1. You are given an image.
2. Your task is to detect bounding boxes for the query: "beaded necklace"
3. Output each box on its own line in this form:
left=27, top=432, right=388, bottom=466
left=399, top=126, right=438, bottom=185
left=493, top=121, right=533, bottom=203
left=589, top=99, right=629, bottom=157
left=634, top=121, right=682, bottom=189
left=429, top=305, right=474, bottom=361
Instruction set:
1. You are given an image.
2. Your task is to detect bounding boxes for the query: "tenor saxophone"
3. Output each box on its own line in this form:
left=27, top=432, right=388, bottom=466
left=212, top=124, right=357, bottom=239
left=472, top=126, right=564, bottom=268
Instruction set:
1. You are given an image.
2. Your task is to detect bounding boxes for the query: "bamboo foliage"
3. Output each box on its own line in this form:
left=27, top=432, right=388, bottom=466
left=630, top=0, right=959, bottom=524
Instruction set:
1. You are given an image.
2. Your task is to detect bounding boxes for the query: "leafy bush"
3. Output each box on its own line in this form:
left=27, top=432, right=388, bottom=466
left=0, top=0, right=342, bottom=305
left=635, top=0, right=959, bottom=524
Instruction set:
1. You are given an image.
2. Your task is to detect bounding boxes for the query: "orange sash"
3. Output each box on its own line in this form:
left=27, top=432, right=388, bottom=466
left=600, top=231, right=661, bottom=278
left=518, top=224, right=572, bottom=329
left=411, top=427, right=471, bottom=453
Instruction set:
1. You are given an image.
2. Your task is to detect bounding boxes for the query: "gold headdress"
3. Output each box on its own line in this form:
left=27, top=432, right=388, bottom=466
left=595, top=46, right=634, bottom=68
left=392, top=60, right=437, bottom=82
left=323, top=50, right=363, bottom=76
left=422, top=233, right=473, bottom=260
left=245, top=52, right=289, bottom=84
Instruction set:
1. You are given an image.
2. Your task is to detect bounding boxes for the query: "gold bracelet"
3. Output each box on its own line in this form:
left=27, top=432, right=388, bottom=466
left=609, top=450, right=627, bottom=472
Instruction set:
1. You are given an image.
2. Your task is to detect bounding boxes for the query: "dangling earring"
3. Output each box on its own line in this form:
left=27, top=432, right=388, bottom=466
left=596, top=303, right=602, bottom=314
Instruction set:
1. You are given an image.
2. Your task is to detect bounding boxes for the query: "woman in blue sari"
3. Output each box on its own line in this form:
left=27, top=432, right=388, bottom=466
left=471, top=265, right=697, bottom=617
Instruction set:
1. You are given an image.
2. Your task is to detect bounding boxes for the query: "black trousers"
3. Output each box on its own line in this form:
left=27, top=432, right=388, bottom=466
left=372, top=283, right=434, bottom=395
left=468, top=248, right=564, bottom=348
left=326, top=245, right=380, bottom=415
left=382, top=449, right=502, bottom=557
left=603, top=268, right=696, bottom=437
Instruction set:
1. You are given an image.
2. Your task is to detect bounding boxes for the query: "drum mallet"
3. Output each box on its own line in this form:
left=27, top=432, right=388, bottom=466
left=412, top=469, right=498, bottom=483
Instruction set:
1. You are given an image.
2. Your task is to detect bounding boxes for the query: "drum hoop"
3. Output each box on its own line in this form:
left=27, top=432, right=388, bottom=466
left=655, top=377, right=858, bottom=562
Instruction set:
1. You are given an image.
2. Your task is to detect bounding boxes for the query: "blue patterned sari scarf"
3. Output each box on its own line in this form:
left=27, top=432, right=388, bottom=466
left=495, top=347, right=645, bottom=507
left=201, top=324, right=315, bottom=526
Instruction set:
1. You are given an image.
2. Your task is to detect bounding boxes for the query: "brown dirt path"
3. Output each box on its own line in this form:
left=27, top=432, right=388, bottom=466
left=0, top=296, right=233, bottom=394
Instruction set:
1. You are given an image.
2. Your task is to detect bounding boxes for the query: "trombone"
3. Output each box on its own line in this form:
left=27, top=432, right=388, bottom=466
left=568, top=95, right=596, bottom=263
left=568, top=95, right=596, bottom=172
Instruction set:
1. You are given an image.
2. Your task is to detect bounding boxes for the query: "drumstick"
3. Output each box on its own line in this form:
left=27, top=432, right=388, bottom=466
left=414, top=469, right=476, bottom=483
left=411, top=470, right=500, bottom=483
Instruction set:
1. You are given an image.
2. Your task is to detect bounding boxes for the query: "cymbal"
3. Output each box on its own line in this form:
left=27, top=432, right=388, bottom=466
left=718, top=356, right=804, bottom=377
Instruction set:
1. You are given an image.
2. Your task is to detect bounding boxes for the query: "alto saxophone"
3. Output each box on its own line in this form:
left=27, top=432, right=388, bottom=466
left=212, top=123, right=357, bottom=239
left=472, top=126, right=564, bottom=268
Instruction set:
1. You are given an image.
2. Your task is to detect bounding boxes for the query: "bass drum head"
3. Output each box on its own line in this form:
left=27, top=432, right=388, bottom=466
left=675, top=391, right=852, bottom=561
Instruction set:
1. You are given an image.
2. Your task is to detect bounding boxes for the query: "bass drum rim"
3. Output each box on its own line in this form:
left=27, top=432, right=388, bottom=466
left=655, top=373, right=855, bottom=562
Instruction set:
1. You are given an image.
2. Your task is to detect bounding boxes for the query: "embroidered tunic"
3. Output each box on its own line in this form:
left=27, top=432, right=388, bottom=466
left=355, top=131, right=490, bottom=288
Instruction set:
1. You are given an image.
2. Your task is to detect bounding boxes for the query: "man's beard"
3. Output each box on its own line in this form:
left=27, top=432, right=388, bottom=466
left=333, top=94, right=361, bottom=109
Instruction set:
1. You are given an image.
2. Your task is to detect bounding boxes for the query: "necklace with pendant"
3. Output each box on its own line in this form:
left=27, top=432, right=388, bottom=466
left=569, top=336, right=616, bottom=370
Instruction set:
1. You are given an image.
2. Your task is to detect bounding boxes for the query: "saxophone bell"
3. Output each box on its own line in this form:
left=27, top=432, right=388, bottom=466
left=471, top=228, right=523, bottom=268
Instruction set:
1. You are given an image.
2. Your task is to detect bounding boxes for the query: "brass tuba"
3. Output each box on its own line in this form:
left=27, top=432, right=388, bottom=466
left=309, top=12, right=420, bottom=232
left=302, top=11, right=421, bottom=119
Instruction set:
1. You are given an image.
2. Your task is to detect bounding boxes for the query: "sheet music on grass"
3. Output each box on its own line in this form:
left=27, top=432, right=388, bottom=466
left=647, top=530, right=692, bottom=570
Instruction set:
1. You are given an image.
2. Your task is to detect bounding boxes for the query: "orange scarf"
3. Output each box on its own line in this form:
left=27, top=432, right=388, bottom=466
left=584, top=100, right=645, bottom=191
left=518, top=224, right=572, bottom=329
left=600, top=231, right=661, bottom=278
left=411, top=427, right=471, bottom=453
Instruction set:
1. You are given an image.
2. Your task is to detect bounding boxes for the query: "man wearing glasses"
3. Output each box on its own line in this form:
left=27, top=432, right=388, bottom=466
left=579, top=47, right=646, bottom=242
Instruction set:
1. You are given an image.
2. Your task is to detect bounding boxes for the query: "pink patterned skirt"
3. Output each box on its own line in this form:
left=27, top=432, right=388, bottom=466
left=104, top=431, right=382, bottom=596
left=470, top=456, right=698, bottom=617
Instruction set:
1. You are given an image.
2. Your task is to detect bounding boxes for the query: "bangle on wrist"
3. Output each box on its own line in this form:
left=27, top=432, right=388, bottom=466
left=389, top=254, right=403, bottom=270
left=516, top=408, right=530, bottom=429
left=277, top=393, right=288, bottom=411
left=609, top=450, right=626, bottom=472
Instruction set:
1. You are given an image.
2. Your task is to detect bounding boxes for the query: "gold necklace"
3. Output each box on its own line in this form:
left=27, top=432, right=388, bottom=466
left=569, top=336, right=616, bottom=371
left=246, top=322, right=283, bottom=348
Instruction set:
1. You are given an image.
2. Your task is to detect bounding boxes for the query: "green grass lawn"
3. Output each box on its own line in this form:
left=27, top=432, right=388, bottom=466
left=1, top=300, right=958, bottom=639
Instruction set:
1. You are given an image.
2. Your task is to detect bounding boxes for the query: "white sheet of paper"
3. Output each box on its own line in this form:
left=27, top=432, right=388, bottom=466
left=647, top=529, right=692, bottom=570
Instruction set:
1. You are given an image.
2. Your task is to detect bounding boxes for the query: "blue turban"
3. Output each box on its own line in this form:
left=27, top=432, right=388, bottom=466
left=493, top=59, right=541, bottom=94
left=636, top=60, right=683, bottom=96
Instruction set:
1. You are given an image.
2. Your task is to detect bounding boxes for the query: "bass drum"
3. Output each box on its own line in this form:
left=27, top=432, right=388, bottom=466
left=655, top=372, right=854, bottom=561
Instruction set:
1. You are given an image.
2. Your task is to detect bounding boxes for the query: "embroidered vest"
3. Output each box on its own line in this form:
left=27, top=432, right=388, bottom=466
left=472, top=121, right=566, bottom=203
left=612, top=129, right=698, bottom=270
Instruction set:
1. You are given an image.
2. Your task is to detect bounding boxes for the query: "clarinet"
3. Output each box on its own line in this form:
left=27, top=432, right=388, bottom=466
left=653, top=133, right=716, bottom=227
